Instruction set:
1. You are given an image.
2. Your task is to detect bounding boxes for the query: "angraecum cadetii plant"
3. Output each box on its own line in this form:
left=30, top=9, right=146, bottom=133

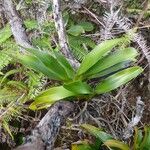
left=0, top=0, right=150, bottom=149
left=19, top=35, right=143, bottom=110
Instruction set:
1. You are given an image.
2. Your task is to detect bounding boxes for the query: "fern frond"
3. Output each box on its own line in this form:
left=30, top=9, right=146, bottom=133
left=0, top=99, right=25, bottom=139
left=0, top=83, right=26, bottom=138
left=0, top=24, right=12, bottom=45
left=1, top=101, right=24, bottom=123
left=69, top=35, right=95, bottom=61
left=28, top=71, right=47, bottom=99
left=0, top=41, right=19, bottom=71
left=0, top=26, right=13, bottom=71
left=0, top=86, right=24, bottom=105
left=0, top=50, right=12, bottom=71
left=35, top=0, right=52, bottom=24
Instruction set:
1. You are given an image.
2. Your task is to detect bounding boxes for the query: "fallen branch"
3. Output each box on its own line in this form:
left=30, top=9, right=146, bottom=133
left=15, top=102, right=74, bottom=150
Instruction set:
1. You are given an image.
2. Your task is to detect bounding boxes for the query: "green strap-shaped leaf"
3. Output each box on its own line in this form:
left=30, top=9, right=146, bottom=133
left=77, top=38, right=125, bottom=76
left=81, top=124, right=113, bottom=143
left=87, top=61, right=130, bottom=79
left=104, top=140, right=130, bottom=150
left=24, top=48, right=70, bottom=80
left=0, top=24, right=12, bottom=44
left=95, top=66, right=143, bottom=94
left=85, top=47, right=138, bottom=77
left=54, top=51, right=75, bottom=79
left=20, top=54, right=63, bottom=80
left=63, top=81, right=92, bottom=94
left=30, top=86, right=77, bottom=110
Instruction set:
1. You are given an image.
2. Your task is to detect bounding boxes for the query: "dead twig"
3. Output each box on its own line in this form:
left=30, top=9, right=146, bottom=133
left=123, top=97, right=145, bottom=139
left=53, top=0, right=79, bottom=69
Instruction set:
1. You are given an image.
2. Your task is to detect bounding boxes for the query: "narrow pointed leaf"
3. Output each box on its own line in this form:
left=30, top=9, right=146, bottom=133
left=104, top=140, right=130, bottom=150
left=87, top=61, right=130, bottom=79
left=85, top=47, right=138, bottom=77
left=0, top=72, right=3, bottom=75
left=77, top=38, right=125, bottom=76
left=25, top=48, right=70, bottom=80
left=30, top=86, right=76, bottom=110
left=81, top=124, right=113, bottom=142
left=95, top=66, right=143, bottom=94
left=64, top=81, right=92, bottom=94
left=54, top=51, right=75, bottom=79
left=20, top=54, right=62, bottom=80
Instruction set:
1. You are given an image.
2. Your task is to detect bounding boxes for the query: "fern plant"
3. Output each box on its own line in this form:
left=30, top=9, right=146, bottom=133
left=19, top=36, right=143, bottom=110
left=67, top=21, right=96, bottom=61
left=0, top=50, right=12, bottom=71
left=0, top=75, right=27, bottom=138
left=27, top=71, right=47, bottom=99
left=23, top=16, right=95, bottom=62
left=0, top=65, right=48, bottom=137
left=0, top=41, right=46, bottom=137
left=72, top=124, right=150, bottom=150
left=0, top=25, right=14, bottom=72
left=0, top=25, right=24, bottom=137
left=0, top=25, right=44, bottom=138
left=0, top=5, right=55, bottom=138
left=0, top=24, right=12, bottom=45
